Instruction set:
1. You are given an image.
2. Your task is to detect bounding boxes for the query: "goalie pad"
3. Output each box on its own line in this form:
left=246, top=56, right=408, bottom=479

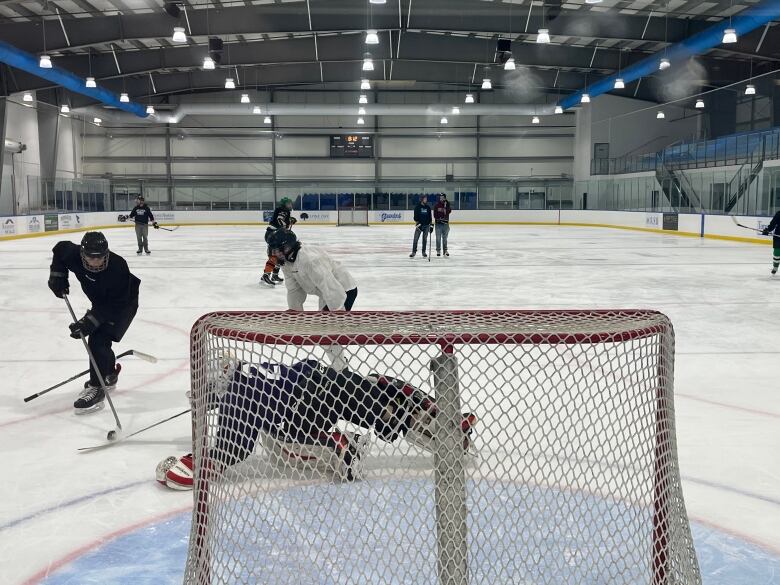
left=155, top=455, right=178, bottom=485
left=163, top=453, right=194, bottom=490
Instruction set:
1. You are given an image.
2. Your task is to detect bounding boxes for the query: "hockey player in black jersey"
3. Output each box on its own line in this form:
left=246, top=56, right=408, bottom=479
left=761, top=210, right=780, bottom=275
left=47, top=232, right=141, bottom=413
left=261, top=197, right=297, bottom=287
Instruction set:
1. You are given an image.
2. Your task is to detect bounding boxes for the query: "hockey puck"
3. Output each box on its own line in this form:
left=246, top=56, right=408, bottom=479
left=107, top=430, right=118, bottom=441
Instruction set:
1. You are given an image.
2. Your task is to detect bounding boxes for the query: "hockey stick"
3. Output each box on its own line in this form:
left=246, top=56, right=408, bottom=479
left=63, top=294, right=123, bottom=439
left=78, top=408, right=191, bottom=452
left=23, top=348, right=157, bottom=403
left=118, top=215, right=179, bottom=232
left=729, top=215, right=771, bottom=234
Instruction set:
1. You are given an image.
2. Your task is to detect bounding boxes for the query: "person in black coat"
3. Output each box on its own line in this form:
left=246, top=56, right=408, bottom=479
left=122, top=196, right=158, bottom=255
left=47, top=232, right=141, bottom=413
left=410, top=195, right=433, bottom=258
left=761, top=210, right=780, bottom=275
left=261, top=197, right=297, bottom=287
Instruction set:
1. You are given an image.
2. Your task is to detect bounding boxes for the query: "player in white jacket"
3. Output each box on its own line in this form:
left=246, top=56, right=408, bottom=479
left=267, top=230, right=358, bottom=311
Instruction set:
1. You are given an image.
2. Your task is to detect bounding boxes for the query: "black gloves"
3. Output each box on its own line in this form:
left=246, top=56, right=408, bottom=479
left=118, top=214, right=128, bottom=223
left=69, top=311, right=100, bottom=339
left=153, top=222, right=159, bottom=229
left=48, top=272, right=70, bottom=298
left=762, top=228, right=770, bottom=236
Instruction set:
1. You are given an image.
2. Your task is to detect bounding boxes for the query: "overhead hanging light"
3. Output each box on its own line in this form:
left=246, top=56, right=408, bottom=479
left=359, top=94, right=368, bottom=104
left=504, top=57, right=516, bottom=70
left=659, top=57, right=670, bottom=70
left=440, top=116, right=448, bottom=124
left=536, top=29, right=550, bottom=44
left=614, top=78, right=625, bottom=89
left=358, top=107, right=366, bottom=115
left=532, top=116, right=540, bottom=124
left=362, top=53, right=374, bottom=71
left=61, top=104, right=70, bottom=113
left=93, top=117, right=102, bottom=125
left=369, top=0, right=386, bottom=3
left=481, top=78, right=492, bottom=90
left=745, top=84, right=756, bottom=95
left=225, top=77, right=236, bottom=89
left=465, top=93, right=475, bottom=104
left=241, top=93, right=250, bottom=103
left=22, top=92, right=33, bottom=102
left=451, top=106, right=460, bottom=115
left=656, top=111, right=665, bottom=119
left=357, top=117, right=365, bottom=125
left=263, top=115, right=272, bottom=124
left=554, top=105, right=563, bottom=114
left=146, top=105, right=155, bottom=114
left=39, top=54, right=52, bottom=68
left=585, top=0, right=603, bottom=3
left=581, top=93, right=590, bottom=103
left=695, top=99, right=704, bottom=109
left=365, top=30, right=379, bottom=45
left=253, top=105, right=262, bottom=114
left=203, top=56, right=216, bottom=70
left=722, top=27, right=737, bottom=44
left=85, top=76, right=97, bottom=88
left=120, top=93, right=130, bottom=103
left=172, top=26, right=187, bottom=43
left=360, top=79, right=371, bottom=90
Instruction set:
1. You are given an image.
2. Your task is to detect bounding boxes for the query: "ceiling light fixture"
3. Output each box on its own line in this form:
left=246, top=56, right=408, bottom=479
left=120, top=93, right=130, bottom=103
left=614, top=78, right=625, bottom=89
left=93, top=117, right=102, bottom=125
left=532, top=116, right=540, bottom=124
left=695, top=99, right=704, bottom=109
left=85, top=76, right=97, bottom=88
left=722, top=27, right=737, bottom=44
left=452, top=106, right=460, bottom=115
left=22, top=92, right=33, bottom=102
left=358, top=107, right=366, bottom=115
left=172, top=26, right=186, bottom=43
left=146, top=105, right=155, bottom=114
left=657, top=111, right=665, bottom=119
left=365, top=30, right=379, bottom=45
left=369, top=0, right=386, bottom=3
left=745, top=84, right=756, bottom=95
left=39, top=54, right=52, bottom=68
left=225, top=77, right=236, bottom=89
left=659, top=57, right=670, bottom=70
left=359, top=94, right=368, bottom=104
left=554, top=105, right=563, bottom=114
left=361, top=79, right=371, bottom=90
left=536, top=29, right=550, bottom=44
left=241, top=93, right=250, bottom=103
left=203, top=56, right=216, bottom=70
left=504, top=57, right=516, bottom=70
left=581, top=93, right=590, bottom=103
left=357, top=117, right=365, bottom=125
left=481, top=78, right=492, bottom=90
left=252, top=105, right=262, bottom=114
left=263, top=115, right=271, bottom=124
left=440, top=116, right=448, bottom=124
left=362, top=53, right=374, bottom=71
left=61, top=104, right=70, bottom=113
left=465, top=93, right=475, bottom=103
left=585, top=0, right=603, bottom=3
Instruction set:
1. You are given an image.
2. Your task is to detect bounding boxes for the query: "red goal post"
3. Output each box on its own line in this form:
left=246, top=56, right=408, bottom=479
left=185, top=309, right=701, bottom=585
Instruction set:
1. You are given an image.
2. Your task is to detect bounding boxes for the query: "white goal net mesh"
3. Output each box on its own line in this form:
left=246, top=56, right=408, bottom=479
left=337, top=207, right=369, bottom=226
left=184, top=310, right=700, bottom=585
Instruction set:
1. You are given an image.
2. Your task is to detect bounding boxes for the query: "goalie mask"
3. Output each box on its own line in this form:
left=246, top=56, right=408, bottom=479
left=80, top=231, right=110, bottom=273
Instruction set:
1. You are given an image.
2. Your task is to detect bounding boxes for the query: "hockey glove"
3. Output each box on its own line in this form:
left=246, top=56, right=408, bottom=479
left=48, top=272, right=70, bottom=298
left=762, top=228, right=770, bottom=236
left=428, top=225, right=434, bottom=234
left=153, top=222, right=160, bottom=229
left=69, top=311, right=100, bottom=339
left=117, top=214, right=128, bottom=223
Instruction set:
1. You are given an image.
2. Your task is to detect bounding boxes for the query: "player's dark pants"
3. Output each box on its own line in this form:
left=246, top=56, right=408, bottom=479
left=87, top=304, right=138, bottom=385
left=322, top=287, right=358, bottom=312
left=214, top=362, right=417, bottom=466
left=412, top=225, right=431, bottom=254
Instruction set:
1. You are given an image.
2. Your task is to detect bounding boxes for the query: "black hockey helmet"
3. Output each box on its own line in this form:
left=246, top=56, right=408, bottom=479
left=80, top=231, right=110, bottom=273
left=267, top=229, right=298, bottom=252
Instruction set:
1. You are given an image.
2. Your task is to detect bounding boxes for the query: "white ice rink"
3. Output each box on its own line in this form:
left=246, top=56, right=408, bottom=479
left=0, top=223, right=778, bottom=584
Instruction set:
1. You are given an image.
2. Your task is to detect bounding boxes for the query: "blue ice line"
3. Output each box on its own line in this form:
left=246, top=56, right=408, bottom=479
left=0, top=480, right=148, bottom=532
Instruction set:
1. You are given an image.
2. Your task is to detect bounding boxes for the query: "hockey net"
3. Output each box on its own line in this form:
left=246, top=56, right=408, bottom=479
left=337, top=206, right=369, bottom=226
left=184, top=310, right=701, bottom=585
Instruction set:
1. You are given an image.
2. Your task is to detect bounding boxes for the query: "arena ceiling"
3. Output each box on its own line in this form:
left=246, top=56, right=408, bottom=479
left=0, top=0, right=777, bottom=108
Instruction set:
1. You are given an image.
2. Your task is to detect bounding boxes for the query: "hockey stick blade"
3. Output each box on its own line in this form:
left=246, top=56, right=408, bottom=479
left=158, top=225, right=179, bottom=232
left=730, top=215, right=765, bottom=233
left=129, top=349, right=158, bottom=363
left=78, top=408, right=191, bottom=452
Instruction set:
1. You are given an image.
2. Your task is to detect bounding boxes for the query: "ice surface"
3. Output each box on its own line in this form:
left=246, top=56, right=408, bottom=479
left=0, top=224, right=778, bottom=584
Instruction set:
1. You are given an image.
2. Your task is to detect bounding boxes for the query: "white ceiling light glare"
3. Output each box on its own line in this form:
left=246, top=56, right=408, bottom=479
left=656, top=110, right=665, bottom=119
left=120, top=93, right=130, bottom=103
left=358, top=106, right=366, bottom=115
left=241, top=93, right=250, bottom=103
left=465, top=93, right=475, bottom=103
left=614, top=78, right=625, bottom=89
left=532, top=115, right=540, bottom=124
left=39, top=54, right=52, bottom=69
left=369, top=0, right=386, bottom=3
left=581, top=93, right=591, bottom=103
left=554, top=105, right=563, bottom=114
left=659, top=57, right=671, bottom=70
left=264, top=115, right=272, bottom=124
left=203, top=56, right=216, bottom=70
left=361, top=79, right=371, bottom=90
left=172, top=26, right=187, bottom=43
left=359, top=94, right=368, bottom=104
left=362, top=53, right=374, bottom=71
left=745, top=84, right=756, bottom=95
left=722, top=27, right=737, bottom=44
left=365, top=30, right=379, bottom=45
left=440, top=116, right=448, bottom=124
left=253, top=105, right=262, bottom=114
left=481, top=78, right=492, bottom=90
left=357, top=117, right=365, bottom=125
left=504, top=57, right=516, bottom=70
left=22, top=92, right=33, bottom=102
left=585, top=0, right=603, bottom=3
left=224, top=77, right=236, bottom=89
left=85, top=76, right=97, bottom=88
left=61, top=104, right=70, bottom=114
left=93, top=117, right=102, bottom=125
left=146, top=105, right=155, bottom=114
left=536, top=29, right=550, bottom=44
left=452, top=106, right=460, bottom=115
left=695, top=99, right=704, bottom=109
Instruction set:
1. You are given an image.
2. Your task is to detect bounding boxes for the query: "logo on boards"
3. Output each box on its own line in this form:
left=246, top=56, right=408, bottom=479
left=28, top=216, right=41, bottom=233
left=2, top=218, right=15, bottom=235
left=379, top=212, right=403, bottom=222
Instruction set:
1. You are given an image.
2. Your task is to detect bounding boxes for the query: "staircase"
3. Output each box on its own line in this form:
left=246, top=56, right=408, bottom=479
left=724, top=159, right=764, bottom=213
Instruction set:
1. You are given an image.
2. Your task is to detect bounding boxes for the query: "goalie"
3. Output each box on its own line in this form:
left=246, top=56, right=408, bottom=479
left=157, top=358, right=476, bottom=489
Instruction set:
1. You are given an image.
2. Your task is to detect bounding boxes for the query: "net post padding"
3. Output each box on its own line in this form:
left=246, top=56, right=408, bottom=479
left=184, top=309, right=701, bottom=585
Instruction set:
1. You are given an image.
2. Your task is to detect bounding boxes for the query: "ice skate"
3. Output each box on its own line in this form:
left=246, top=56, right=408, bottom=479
left=136, top=249, right=142, bottom=255
left=271, top=273, right=284, bottom=283
left=145, top=249, right=151, bottom=255
left=260, top=273, right=276, bottom=287
left=772, top=267, right=778, bottom=275
left=437, top=251, right=441, bottom=256
left=444, top=250, right=449, bottom=257
left=409, top=252, right=416, bottom=258
left=74, top=384, right=105, bottom=414
left=326, top=431, right=365, bottom=482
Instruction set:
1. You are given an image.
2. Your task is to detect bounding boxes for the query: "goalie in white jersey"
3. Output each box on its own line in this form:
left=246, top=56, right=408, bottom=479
left=267, top=229, right=358, bottom=312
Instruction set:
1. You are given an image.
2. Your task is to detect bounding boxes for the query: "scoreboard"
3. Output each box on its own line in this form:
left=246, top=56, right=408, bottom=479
left=330, top=135, right=374, bottom=158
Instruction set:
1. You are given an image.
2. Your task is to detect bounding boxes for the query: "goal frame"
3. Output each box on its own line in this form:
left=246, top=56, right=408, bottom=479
left=186, top=309, right=688, bottom=585
left=337, top=206, right=370, bottom=226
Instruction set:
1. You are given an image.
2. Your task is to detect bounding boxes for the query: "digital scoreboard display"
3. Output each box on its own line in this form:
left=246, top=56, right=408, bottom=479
left=330, top=135, right=374, bottom=158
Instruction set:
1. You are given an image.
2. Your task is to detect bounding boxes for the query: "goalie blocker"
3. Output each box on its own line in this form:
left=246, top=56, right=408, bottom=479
left=156, top=358, right=476, bottom=489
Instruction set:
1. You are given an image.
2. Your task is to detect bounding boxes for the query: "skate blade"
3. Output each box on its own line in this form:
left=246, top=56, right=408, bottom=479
left=74, top=401, right=105, bottom=415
